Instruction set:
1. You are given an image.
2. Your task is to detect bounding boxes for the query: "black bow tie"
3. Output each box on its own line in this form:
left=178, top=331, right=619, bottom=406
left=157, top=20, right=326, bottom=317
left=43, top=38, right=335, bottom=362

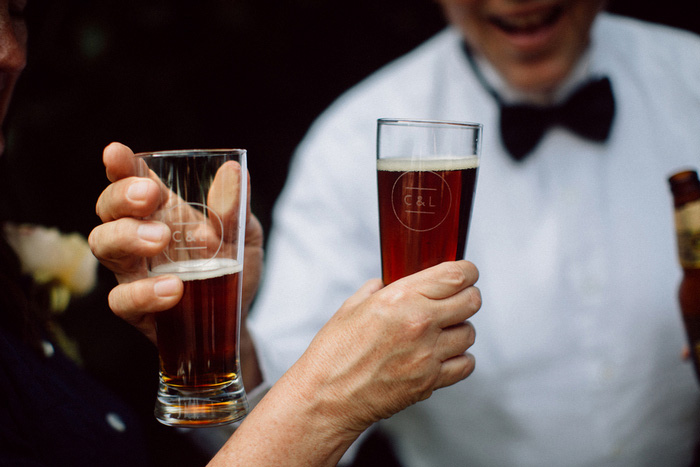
left=500, top=77, right=615, bottom=161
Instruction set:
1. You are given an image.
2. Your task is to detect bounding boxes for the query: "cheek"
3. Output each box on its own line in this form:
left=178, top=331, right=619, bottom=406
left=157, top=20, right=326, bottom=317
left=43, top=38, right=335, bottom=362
left=438, top=0, right=482, bottom=22
left=562, top=4, right=600, bottom=55
left=440, top=1, right=486, bottom=45
left=570, top=0, right=604, bottom=37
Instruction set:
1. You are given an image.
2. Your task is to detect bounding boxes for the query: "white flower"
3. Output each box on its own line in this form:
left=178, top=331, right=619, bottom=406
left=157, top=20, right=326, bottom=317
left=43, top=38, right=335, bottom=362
left=4, top=223, right=98, bottom=312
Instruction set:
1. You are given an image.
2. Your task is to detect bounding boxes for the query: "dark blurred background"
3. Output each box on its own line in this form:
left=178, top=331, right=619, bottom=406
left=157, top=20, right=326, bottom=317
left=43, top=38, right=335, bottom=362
left=2, top=1, right=698, bottom=465
left=5, top=0, right=700, bottom=239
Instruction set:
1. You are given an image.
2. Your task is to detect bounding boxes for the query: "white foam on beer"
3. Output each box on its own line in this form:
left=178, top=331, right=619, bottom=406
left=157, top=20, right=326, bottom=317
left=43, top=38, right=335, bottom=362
left=377, top=156, right=479, bottom=172
left=149, top=258, right=242, bottom=281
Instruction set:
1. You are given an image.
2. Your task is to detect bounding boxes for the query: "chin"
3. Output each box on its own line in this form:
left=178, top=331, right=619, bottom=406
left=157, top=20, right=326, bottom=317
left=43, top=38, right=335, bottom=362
left=502, top=48, right=583, bottom=95
left=509, top=69, right=570, bottom=95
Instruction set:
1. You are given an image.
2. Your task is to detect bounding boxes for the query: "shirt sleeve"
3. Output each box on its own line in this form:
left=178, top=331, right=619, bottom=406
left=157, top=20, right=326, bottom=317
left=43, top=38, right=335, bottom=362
left=248, top=110, right=381, bottom=386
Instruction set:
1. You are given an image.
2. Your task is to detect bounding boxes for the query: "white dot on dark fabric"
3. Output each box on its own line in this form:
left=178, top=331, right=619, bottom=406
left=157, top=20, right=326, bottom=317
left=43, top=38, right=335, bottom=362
left=106, top=412, right=127, bottom=432
left=41, top=340, right=55, bottom=358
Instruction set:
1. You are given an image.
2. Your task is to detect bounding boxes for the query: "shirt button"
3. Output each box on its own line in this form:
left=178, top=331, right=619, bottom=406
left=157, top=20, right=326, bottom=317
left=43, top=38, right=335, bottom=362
left=106, top=412, right=127, bottom=432
left=601, top=364, right=615, bottom=381
left=41, top=340, right=55, bottom=358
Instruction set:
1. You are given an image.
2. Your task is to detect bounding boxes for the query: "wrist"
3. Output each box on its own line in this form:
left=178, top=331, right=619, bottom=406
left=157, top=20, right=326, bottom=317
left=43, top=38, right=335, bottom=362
left=212, top=365, right=361, bottom=467
left=270, top=367, right=363, bottom=462
left=284, top=351, right=371, bottom=442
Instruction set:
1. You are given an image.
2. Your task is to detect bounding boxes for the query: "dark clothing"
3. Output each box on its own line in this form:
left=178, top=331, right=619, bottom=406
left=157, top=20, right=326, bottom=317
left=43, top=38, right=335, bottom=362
left=0, top=327, right=149, bottom=467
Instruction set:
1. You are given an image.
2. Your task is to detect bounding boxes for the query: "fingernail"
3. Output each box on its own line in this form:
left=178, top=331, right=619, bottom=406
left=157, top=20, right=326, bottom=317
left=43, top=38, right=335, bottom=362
left=127, top=180, right=150, bottom=201
left=137, top=223, right=165, bottom=243
left=154, top=277, right=180, bottom=298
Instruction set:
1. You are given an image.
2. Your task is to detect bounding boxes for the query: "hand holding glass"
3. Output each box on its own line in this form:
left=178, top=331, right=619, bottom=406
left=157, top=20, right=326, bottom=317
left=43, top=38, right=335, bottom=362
left=136, top=149, right=249, bottom=427
left=377, top=119, right=482, bottom=284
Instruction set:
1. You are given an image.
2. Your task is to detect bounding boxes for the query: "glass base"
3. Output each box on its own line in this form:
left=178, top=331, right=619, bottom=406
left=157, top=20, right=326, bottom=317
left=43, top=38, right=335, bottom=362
left=154, top=377, right=249, bottom=427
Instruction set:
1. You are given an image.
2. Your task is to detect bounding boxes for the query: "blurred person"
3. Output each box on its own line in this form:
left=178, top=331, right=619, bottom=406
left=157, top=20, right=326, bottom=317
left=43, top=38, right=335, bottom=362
left=89, top=0, right=700, bottom=465
left=243, top=0, right=700, bottom=465
left=2, top=0, right=483, bottom=465
left=0, top=1, right=154, bottom=465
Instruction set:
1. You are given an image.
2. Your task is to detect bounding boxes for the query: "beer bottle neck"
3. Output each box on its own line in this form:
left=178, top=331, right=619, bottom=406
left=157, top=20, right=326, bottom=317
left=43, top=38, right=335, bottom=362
left=669, top=170, right=700, bottom=207
left=683, top=267, right=700, bottom=277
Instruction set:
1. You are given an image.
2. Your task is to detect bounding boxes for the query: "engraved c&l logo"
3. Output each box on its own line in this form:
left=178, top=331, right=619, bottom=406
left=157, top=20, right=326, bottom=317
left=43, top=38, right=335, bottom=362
left=391, top=171, right=452, bottom=232
left=161, top=202, right=224, bottom=266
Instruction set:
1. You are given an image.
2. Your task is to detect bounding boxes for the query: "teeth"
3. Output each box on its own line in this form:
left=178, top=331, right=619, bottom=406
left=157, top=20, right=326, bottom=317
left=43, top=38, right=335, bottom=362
left=507, top=13, right=546, bottom=29
left=491, top=6, right=563, bottom=33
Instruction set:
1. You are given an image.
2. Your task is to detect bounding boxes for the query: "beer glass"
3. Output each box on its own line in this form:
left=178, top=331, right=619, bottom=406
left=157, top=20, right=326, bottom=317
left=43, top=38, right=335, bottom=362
left=136, top=149, right=249, bottom=427
left=377, top=119, right=482, bottom=285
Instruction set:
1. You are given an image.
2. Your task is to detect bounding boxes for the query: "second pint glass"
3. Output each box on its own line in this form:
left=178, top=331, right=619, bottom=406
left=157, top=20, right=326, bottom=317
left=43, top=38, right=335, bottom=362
left=377, top=119, right=482, bottom=284
left=136, top=149, right=249, bottom=427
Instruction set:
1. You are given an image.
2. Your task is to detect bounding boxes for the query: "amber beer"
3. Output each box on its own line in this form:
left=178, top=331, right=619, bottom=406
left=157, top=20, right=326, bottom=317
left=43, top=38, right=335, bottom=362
left=378, top=157, right=479, bottom=285
left=153, top=258, right=243, bottom=388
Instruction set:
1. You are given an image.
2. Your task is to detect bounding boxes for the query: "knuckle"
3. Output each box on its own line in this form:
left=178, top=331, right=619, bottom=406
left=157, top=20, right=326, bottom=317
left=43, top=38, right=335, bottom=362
left=95, top=182, right=123, bottom=222
left=466, top=321, right=476, bottom=347
left=375, top=285, right=412, bottom=318
left=87, top=228, right=100, bottom=256
left=95, top=191, right=108, bottom=220
left=414, top=366, right=438, bottom=399
left=466, top=261, right=479, bottom=283
left=403, top=308, right=432, bottom=338
left=396, top=356, right=434, bottom=397
left=107, top=285, right=128, bottom=314
left=464, top=354, right=476, bottom=377
left=113, top=218, right=137, bottom=243
left=468, top=286, right=482, bottom=310
left=119, top=281, right=151, bottom=313
left=416, top=384, right=435, bottom=402
left=383, top=283, right=411, bottom=305
left=443, top=262, right=470, bottom=288
left=109, top=281, right=147, bottom=316
left=376, top=283, right=435, bottom=338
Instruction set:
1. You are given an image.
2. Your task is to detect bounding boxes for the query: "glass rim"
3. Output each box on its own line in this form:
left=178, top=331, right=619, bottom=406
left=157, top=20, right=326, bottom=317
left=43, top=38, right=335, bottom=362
left=377, top=118, right=483, bottom=131
left=134, top=148, right=246, bottom=159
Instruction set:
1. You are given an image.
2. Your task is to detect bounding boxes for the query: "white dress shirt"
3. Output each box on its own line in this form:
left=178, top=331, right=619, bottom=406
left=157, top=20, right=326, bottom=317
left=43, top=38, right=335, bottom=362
left=249, top=13, right=700, bottom=466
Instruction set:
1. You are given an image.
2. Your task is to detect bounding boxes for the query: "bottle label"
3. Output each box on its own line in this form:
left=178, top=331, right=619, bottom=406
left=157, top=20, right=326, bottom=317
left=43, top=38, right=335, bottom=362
left=675, top=199, right=700, bottom=268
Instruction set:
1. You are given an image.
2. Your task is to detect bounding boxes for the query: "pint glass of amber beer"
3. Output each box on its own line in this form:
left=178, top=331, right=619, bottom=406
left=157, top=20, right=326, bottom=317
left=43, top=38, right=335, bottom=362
left=377, top=119, right=482, bottom=285
left=136, top=149, right=249, bottom=427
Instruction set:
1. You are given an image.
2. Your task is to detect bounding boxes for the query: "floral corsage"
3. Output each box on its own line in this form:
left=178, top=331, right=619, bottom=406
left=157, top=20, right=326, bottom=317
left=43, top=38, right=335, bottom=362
left=4, top=223, right=98, bottom=312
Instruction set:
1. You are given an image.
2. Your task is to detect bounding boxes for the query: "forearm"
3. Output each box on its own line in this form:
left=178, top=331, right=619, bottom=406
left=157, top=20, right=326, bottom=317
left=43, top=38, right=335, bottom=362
left=208, top=361, right=361, bottom=466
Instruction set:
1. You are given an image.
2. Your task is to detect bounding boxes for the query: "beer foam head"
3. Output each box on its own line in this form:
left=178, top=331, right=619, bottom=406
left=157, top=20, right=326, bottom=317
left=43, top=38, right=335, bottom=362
left=150, top=258, right=242, bottom=281
left=377, top=156, right=479, bottom=172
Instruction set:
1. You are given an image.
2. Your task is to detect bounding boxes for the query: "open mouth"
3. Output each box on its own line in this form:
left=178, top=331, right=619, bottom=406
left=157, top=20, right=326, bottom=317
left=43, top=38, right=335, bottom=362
left=489, top=5, right=565, bottom=35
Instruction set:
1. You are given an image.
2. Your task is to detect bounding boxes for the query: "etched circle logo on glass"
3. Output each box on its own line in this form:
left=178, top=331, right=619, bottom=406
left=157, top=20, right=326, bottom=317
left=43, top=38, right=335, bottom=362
left=162, top=202, right=224, bottom=267
left=391, top=171, right=452, bottom=232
